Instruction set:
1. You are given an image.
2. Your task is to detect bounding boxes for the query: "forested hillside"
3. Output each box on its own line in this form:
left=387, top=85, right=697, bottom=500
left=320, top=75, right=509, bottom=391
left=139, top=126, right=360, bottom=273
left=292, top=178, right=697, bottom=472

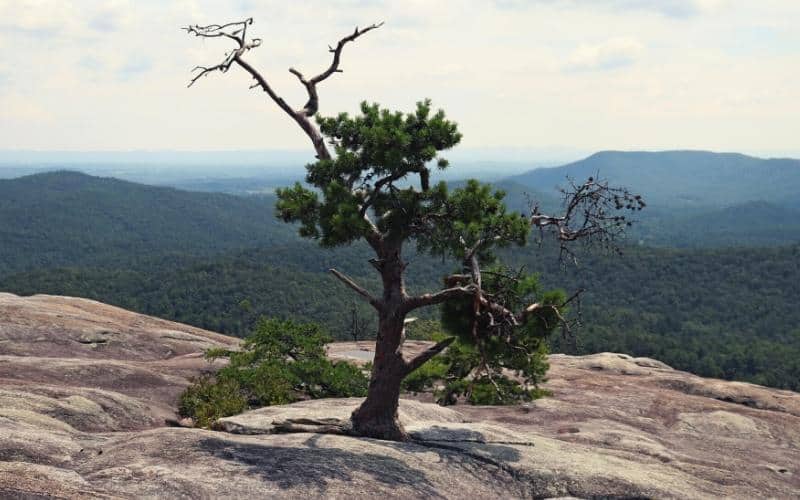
left=534, top=245, right=800, bottom=390
left=3, top=241, right=798, bottom=391
left=507, top=150, right=800, bottom=208
left=1, top=167, right=799, bottom=391
left=0, top=171, right=293, bottom=276
left=634, top=201, right=800, bottom=247
left=3, top=158, right=799, bottom=280
left=505, top=151, right=800, bottom=247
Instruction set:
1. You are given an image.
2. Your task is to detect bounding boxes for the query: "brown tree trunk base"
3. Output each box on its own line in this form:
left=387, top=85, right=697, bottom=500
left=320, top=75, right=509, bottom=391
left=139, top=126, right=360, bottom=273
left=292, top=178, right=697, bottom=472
left=350, top=407, right=408, bottom=441
left=350, top=347, right=408, bottom=441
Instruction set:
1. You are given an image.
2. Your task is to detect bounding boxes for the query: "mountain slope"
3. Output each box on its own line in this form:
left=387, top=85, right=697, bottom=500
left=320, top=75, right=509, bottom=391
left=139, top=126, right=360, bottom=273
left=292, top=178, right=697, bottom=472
left=0, top=171, right=295, bottom=277
left=4, top=241, right=799, bottom=391
left=636, top=201, right=800, bottom=247
left=506, top=150, right=800, bottom=208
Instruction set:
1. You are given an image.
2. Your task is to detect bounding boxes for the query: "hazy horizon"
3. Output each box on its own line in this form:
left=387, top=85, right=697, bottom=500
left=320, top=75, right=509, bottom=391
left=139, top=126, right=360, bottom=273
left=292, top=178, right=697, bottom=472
left=1, top=146, right=799, bottom=168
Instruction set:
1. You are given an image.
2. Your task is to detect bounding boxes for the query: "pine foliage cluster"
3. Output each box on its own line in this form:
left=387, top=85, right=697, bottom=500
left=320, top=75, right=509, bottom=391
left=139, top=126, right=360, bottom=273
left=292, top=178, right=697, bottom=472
left=179, top=318, right=368, bottom=427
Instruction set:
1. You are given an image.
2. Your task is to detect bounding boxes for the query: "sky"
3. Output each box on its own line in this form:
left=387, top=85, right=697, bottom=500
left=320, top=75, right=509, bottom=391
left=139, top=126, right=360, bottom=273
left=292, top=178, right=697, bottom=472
left=0, top=0, right=798, bottom=159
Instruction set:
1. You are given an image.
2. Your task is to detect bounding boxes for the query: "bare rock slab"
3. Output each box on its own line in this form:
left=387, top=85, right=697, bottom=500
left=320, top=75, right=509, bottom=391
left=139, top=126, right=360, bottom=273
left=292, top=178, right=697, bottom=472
left=218, top=397, right=466, bottom=435
left=1, top=294, right=799, bottom=498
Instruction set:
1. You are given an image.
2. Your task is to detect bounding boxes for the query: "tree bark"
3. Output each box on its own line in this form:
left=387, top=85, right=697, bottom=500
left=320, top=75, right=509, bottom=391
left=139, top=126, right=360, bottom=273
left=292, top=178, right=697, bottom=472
left=350, top=315, right=407, bottom=440
left=350, top=245, right=410, bottom=441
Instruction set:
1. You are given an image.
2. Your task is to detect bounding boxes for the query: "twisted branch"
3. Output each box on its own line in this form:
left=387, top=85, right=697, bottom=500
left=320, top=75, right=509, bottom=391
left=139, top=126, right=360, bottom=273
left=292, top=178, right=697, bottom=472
left=184, top=19, right=262, bottom=87
left=404, top=337, right=456, bottom=374
left=289, top=22, right=384, bottom=116
left=184, top=18, right=382, bottom=160
left=529, top=176, right=645, bottom=262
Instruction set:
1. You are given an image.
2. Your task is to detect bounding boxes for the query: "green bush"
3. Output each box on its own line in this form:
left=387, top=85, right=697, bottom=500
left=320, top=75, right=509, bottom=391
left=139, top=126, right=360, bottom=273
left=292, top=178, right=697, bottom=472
left=178, top=375, right=247, bottom=428
left=398, top=326, right=554, bottom=406
left=179, top=318, right=368, bottom=426
left=429, top=267, right=559, bottom=405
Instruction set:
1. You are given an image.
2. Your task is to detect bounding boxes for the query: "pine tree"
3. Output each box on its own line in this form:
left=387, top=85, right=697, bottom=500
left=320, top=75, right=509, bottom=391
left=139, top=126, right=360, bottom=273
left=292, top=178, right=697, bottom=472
left=186, top=19, right=643, bottom=440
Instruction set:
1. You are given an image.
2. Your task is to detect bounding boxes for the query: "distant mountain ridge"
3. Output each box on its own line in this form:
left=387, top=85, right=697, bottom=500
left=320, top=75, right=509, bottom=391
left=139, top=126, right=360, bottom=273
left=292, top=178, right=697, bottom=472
left=0, top=170, right=293, bottom=277
left=506, top=150, right=800, bottom=208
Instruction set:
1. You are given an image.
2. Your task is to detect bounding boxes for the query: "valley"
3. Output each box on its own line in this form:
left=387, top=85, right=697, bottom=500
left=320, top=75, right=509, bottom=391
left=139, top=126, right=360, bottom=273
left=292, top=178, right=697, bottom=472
left=1, top=150, right=799, bottom=391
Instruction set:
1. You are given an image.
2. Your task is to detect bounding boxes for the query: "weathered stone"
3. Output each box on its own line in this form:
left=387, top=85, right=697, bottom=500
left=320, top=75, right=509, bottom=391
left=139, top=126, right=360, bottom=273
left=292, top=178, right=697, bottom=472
left=1, top=293, right=799, bottom=498
left=218, top=397, right=465, bottom=435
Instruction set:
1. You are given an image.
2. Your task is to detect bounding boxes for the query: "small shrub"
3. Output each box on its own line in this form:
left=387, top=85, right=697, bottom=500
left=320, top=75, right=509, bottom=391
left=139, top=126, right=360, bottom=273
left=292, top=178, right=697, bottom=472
left=178, top=375, right=247, bottom=428
left=431, top=266, right=559, bottom=406
left=466, top=377, right=531, bottom=405
left=179, top=318, right=368, bottom=426
left=243, top=360, right=297, bottom=406
left=398, top=268, right=562, bottom=407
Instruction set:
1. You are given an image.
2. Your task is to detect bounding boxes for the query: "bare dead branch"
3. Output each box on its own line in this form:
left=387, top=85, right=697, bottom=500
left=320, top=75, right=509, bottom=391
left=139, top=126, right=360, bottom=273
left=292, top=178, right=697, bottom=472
left=289, top=22, right=383, bottom=116
left=404, top=336, right=456, bottom=374
left=404, top=285, right=473, bottom=312
left=562, top=288, right=585, bottom=307
left=184, top=19, right=262, bottom=87
left=316, top=23, right=383, bottom=83
left=184, top=18, right=381, bottom=160
left=529, top=176, right=645, bottom=262
left=236, top=56, right=332, bottom=159
left=329, top=268, right=380, bottom=309
left=184, top=19, right=250, bottom=47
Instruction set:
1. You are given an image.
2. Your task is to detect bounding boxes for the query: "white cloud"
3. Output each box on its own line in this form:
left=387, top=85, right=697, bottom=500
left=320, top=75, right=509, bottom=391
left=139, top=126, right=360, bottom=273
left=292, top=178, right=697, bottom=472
left=88, top=0, right=134, bottom=33
left=0, top=0, right=797, bottom=156
left=0, top=0, right=80, bottom=36
left=0, top=93, right=53, bottom=122
left=615, top=0, right=727, bottom=18
left=117, top=56, right=154, bottom=80
left=0, top=0, right=135, bottom=39
left=517, top=0, right=728, bottom=18
left=564, top=37, right=645, bottom=72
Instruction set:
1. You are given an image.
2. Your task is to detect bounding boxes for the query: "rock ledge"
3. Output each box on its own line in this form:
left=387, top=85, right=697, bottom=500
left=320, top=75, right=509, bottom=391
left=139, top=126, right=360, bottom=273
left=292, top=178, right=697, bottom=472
left=1, top=294, right=798, bottom=498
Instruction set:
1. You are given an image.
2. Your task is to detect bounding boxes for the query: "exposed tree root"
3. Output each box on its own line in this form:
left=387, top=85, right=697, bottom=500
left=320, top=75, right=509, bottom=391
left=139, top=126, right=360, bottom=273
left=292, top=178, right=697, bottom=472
left=270, top=417, right=354, bottom=436
left=269, top=418, right=535, bottom=447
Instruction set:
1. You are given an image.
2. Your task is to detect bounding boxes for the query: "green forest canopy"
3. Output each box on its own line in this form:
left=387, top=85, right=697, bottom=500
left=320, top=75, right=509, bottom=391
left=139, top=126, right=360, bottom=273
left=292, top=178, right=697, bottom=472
left=3, top=241, right=798, bottom=392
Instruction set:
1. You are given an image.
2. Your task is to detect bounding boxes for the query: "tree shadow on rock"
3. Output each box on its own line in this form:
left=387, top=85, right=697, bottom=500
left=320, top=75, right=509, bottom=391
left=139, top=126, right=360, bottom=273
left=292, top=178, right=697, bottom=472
left=407, top=425, right=526, bottom=463
left=198, top=435, right=443, bottom=498
left=372, top=428, right=529, bottom=498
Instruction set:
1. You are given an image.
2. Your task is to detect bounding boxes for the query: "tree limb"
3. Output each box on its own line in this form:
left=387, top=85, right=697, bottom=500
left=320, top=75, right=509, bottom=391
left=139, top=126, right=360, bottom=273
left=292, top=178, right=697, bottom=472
left=185, top=19, right=382, bottom=161
left=528, top=176, right=645, bottom=262
left=329, top=268, right=380, bottom=309
left=404, top=285, right=473, bottom=312
left=234, top=57, right=331, bottom=160
left=404, top=337, right=455, bottom=374
left=184, top=20, right=261, bottom=87
left=362, top=214, right=383, bottom=252
left=288, top=22, right=383, bottom=116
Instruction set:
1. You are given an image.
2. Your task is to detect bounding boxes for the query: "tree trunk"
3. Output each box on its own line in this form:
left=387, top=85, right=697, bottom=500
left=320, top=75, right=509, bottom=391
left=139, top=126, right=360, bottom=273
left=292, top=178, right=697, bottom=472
left=350, top=313, right=407, bottom=440
left=350, top=246, right=409, bottom=441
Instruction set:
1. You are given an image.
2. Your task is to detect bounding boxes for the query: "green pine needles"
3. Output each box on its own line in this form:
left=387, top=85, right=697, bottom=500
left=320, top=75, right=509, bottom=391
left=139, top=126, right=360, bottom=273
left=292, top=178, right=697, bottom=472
left=179, top=318, right=368, bottom=427
left=403, top=267, right=562, bottom=405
